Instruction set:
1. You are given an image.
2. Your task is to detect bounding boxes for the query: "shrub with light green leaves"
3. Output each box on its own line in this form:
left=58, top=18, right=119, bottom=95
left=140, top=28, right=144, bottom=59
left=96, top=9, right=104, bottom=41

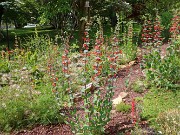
left=144, top=37, right=180, bottom=90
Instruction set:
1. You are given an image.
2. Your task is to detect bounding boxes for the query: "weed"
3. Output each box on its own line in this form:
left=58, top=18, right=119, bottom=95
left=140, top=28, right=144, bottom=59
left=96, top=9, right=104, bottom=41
left=116, top=102, right=131, bottom=113
left=131, top=79, right=145, bottom=93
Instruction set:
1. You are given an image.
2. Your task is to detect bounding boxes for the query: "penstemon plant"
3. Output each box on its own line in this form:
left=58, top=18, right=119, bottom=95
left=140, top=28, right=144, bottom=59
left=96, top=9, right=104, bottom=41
left=67, top=18, right=119, bottom=135
left=141, top=17, right=153, bottom=50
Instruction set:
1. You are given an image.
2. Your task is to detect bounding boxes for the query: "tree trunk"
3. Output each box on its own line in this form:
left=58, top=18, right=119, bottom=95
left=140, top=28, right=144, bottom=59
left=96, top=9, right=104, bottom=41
left=0, top=6, right=4, bottom=29
left=78, top=0, right=86, bottom=50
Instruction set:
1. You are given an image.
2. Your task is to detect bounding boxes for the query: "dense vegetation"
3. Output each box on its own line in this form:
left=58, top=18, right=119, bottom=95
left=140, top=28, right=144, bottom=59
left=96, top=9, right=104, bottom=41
left=0, top=0, right=180, bottom=134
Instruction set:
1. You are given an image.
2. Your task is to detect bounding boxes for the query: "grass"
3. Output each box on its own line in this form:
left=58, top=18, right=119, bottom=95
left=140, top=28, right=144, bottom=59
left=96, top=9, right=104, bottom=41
left=140, top=87, right=180, bottom=127
left=0, top=26, right=60, bottom=50
left=0, top=23, right=141, bottom=51
left=115, top=102, right=131, bottom=113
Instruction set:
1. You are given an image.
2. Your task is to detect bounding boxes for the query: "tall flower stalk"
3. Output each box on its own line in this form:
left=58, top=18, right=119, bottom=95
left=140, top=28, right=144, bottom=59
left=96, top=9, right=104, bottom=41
left=169, top=12, right=180, bottom=42
left=141, top=19, right=153, bottom=51
left=153, top=15, right=164, bottom=51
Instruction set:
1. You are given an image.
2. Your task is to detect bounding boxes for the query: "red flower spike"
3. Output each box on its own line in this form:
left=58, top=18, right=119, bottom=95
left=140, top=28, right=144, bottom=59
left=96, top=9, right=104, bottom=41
left=131, top=98, right=136, bottom=124
left=96, top=57, right=101, bottom=61
left=52, top=89, right=57, bottom=93
left=52, top=82, right=56, bottom=87
left=83, top=44, right=88, bottom=48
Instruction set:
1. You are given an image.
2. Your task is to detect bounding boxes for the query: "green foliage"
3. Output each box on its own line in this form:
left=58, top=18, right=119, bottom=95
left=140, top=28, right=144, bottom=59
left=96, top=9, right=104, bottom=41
left=0, top=58, right=10, bottom=73
left=0, top=84, right=64, bottom=132
left=29, top=94, right=63, bottom=125
left=1, top=0, right=38, bottom=28
left=0, top=34, right=67, bottom=132
left=69, top=88, right=114, bottom=135
left=161, top=11, right=173, bottom=41
left=140, top=88, right=180, bottom=127
left=116, top=102, right=131, bottom=113
left=23, top=30, right=51, bottom=54
left=161, top=11, right=173, bottom=29
left=120, top=21, right=138, bottom=64
left=131, top=79, right=145, bottom=93
left=144, top=38, right=180, bottom=90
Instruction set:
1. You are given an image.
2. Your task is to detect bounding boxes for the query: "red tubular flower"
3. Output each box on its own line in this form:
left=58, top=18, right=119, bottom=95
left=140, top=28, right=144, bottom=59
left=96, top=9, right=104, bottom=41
left=131, top=98, right=136, bottom=124
left=95, top=45, right=100, bottom=50
left=84, top=31, right=88, bottom=35
left=83, top=43, right=88, bottom=48
left=65, top=49, right=69, bottom=54
left=52, top=89, right=57, bottom=93
left=52, top=82, right=56, bottom=87
left=62, top=61, right=67, bottom=65
left=96, top=57, right=101, bottom=62
left=62, top=55, right=67, bottom=59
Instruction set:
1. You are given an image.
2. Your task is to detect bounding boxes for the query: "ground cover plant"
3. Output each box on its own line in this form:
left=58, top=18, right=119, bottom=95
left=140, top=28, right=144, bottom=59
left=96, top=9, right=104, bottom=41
left=0, top=7, right=180, bottom=135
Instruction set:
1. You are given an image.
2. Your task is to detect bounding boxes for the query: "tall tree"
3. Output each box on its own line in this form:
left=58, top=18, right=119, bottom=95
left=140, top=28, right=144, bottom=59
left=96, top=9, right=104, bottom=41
left=0, top=0, right=39, bottom=28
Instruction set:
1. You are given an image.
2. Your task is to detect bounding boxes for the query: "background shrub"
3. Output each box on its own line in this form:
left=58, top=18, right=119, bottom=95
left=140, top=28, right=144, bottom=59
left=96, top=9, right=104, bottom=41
left=161, top=11, right=173, bottom=41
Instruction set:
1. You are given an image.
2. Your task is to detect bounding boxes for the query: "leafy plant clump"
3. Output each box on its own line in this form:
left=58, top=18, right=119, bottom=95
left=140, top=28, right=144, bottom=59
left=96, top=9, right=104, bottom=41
left=0, top=59, right=10, bottom=73
left=130, top=79, right=146, bottom=93
left=144, top=37, right=180, bottom=90
left=116, top=102, right=131, bottom=113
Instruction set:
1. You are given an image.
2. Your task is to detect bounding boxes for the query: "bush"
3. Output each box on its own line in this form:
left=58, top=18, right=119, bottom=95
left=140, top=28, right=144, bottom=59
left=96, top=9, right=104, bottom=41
left=161, top=11, right=173, bottom=41
left=144, top=37, right=180, bottom=90
left=157, top=109, right=180, bottom=135
left=116, top=102, right=131, bottom=113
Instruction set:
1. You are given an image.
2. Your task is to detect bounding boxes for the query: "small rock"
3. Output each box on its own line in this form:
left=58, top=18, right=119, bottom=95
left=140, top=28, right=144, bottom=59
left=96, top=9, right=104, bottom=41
left=119, top=92, right=128, bottom=99
left=22, top=67, right=27, bottom=71
left=110, top=110, right=116, bottom=114
left=129, top=61, right=135, bottom=66
left=112, top=96, right=122, bottom=106
left=158, top=131, right=162, bottom=134
left=76, top=63, right=83, bottom=67
left=120, top=65, right=126, bottom=69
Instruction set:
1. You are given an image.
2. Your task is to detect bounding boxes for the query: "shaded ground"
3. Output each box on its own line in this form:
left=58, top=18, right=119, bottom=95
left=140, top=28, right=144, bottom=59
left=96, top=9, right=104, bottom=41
left=7, top=44, right=169, bottom=135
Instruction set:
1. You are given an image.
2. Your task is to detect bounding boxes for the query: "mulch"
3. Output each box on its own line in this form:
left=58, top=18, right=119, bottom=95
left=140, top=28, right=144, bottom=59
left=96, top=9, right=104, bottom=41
left=8, top=44, right=169, bottom=135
